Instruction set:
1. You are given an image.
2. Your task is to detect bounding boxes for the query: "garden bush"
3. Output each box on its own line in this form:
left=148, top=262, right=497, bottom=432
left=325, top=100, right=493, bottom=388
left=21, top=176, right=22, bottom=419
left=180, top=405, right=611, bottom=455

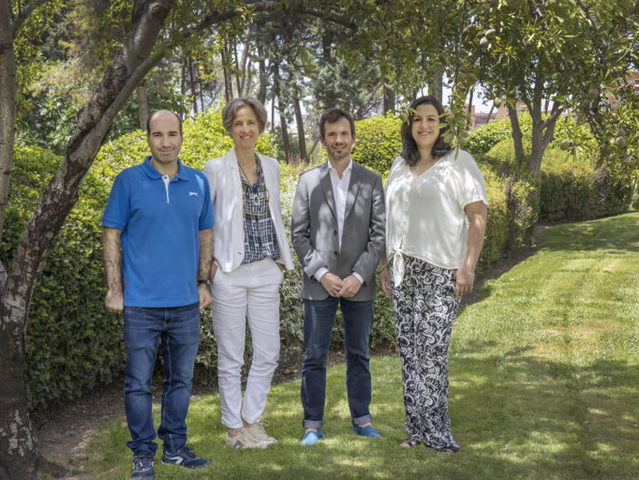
left=13, top=106, right=620, bottom=410
left=4, top=107, right=276, bottom=409
left=351, top=114, right=403, bottom=176
left=539, top=148, right=597, bottom=221
left=465, top=116, right=532, bottom=158
left=2, top=145, right=122, bottom=410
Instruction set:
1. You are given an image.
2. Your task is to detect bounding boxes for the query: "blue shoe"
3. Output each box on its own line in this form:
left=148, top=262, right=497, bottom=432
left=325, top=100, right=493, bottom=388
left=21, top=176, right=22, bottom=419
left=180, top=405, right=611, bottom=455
left=301, top=429, right=324, bottom=446
left=352, top=424, right=382, bottom=438
left=161, top=444, right=211, bottom=469
left=132, top=454, right=155, bottom=479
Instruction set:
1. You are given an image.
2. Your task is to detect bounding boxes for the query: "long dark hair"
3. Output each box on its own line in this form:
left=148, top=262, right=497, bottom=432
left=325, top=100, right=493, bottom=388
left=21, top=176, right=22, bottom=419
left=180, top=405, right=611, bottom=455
left=400, top=96, right=451, bottom=166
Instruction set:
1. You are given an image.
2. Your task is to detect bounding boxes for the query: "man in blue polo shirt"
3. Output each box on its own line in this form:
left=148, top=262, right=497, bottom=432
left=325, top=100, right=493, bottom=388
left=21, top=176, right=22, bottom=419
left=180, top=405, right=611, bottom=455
left=102, top=110, right=214, bottom=479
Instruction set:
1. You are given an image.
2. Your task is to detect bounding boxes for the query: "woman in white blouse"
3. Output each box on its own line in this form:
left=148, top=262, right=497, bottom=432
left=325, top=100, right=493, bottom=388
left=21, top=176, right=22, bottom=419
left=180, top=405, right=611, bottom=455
left=202, top=97, right=294, bottom=449
left=381, top=96, right=487, bottom=452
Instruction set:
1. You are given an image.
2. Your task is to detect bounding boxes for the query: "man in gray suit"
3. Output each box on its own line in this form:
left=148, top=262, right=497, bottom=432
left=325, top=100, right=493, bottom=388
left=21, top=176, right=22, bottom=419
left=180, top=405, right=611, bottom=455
left=291, top=107, right=385, bottom=446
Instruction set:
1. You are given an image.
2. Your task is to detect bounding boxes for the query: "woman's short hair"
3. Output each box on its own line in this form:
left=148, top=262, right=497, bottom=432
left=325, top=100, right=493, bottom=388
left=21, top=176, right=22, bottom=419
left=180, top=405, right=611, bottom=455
left=401, top=95, right=451, bottom=166
left=222, top=97, right=268, bottom=133
left=319, top=107, right=356, bottom=139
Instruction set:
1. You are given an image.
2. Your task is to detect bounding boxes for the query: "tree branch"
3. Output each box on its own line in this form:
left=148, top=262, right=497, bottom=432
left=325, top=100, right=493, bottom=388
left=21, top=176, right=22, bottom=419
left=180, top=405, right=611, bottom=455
left=196, top=1, right=357, bottom=36
left=6, top=0, right=171, bottom=312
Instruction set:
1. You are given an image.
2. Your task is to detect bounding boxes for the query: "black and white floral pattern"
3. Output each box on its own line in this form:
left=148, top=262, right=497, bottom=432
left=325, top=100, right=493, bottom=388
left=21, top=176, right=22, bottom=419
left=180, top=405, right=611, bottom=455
left=391, top=254, right=461, bottom=450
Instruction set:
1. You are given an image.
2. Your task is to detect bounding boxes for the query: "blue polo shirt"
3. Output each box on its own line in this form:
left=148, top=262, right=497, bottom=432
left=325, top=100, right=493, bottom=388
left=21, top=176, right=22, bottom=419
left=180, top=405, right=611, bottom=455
left=102, top=156, right=215, bottom=307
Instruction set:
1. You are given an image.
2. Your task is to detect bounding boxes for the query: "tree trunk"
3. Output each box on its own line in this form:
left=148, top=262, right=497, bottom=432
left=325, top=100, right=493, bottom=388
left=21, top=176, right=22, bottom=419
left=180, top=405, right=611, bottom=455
left=278, top=100, right=291, bottom=164
left=273, top=66, right=291, bottom=163
left=221, top=44, right=233, bottom=102
left=429, top=68, right=443, bottom=103
left=0, top=3, right=36, bottom=477
left=529, top=105, right=562, bottom=175
left=257, top=53, right=267, bottom=104
left=188, top=55, right=199, bottom=114
left=137, top=83, right=149, bottom=131
left=382, top=85, right=395, bottom=114
left=526, top=70, right=561, bottom=175
left=486, top=103, right=495, bottom=123
left=507, top=103, right=525, bottom=166
left=0, top=2, right=171, bottom=477
left=293, top=89, right=307, bottom=164
left=0, top=0, right=16, bottom=245
left=467, top=86, right=475, bottom=129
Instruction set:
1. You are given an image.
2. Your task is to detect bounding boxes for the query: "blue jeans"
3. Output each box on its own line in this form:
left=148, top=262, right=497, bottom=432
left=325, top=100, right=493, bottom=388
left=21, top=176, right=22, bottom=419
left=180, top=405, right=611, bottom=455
left=123, top=302, right=200, bottom=456
left=301, top=297, right=374, bottom=429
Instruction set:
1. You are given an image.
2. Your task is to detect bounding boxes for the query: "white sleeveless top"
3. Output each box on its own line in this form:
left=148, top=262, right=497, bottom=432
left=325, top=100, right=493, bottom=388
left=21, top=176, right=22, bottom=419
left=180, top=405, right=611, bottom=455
left=385, top=149, right=488, bottom=278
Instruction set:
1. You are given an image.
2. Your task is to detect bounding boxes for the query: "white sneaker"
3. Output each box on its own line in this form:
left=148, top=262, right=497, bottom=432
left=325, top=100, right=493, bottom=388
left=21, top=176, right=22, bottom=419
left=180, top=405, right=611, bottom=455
left=225, top=428, right=267, bottom=449
left=244, top=422, right=277, bottom=445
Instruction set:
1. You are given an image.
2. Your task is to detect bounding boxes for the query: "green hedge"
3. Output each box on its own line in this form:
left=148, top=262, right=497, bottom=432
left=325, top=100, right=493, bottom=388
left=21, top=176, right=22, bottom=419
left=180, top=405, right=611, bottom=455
left=13, top=108, right=619, bottom=409
left=473, top=116, right=632, bottom=222
left=3, top=107, right=277, bottom=409
left=2, top=145, right=121, bottom=409
left=351, top=114, right=403, bottom=176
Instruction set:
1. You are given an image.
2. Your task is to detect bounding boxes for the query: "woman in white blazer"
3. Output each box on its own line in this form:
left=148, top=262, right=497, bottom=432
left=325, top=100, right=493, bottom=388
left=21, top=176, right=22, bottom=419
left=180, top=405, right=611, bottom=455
left=202, top=97, right=294, bottom=449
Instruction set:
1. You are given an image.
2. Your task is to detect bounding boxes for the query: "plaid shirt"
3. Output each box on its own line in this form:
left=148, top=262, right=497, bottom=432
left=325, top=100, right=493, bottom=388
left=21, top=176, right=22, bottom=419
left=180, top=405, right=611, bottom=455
left=241, top=159, right=279, bottom=264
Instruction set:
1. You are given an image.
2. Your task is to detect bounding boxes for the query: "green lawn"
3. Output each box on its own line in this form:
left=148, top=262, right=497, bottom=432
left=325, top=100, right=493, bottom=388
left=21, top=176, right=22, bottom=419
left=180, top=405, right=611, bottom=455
left=83, top=212, right=639, bottom=479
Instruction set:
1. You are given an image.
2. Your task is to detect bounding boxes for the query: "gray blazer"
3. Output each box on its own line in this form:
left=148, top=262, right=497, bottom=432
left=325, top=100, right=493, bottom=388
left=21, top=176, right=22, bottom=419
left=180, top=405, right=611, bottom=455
left=291, top=161, right=386, bottom=301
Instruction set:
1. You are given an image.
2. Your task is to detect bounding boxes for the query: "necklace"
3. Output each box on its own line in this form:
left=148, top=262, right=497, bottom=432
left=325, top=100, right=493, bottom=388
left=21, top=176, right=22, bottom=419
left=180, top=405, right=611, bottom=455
left=238, top=156, right=260, bottom=206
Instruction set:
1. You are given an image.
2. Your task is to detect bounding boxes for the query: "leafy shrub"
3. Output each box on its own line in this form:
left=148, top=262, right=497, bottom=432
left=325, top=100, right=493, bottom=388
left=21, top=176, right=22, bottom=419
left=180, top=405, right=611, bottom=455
left=593, top=164, right=634, bottom=217
left=351, top=114, right=403, bottom=176
left=476, top=169, right=509, bottom=271
left=503, top=172, right=539, bottom=251
left=539, top=148, right=596, bottom=221
left=484, top=136, right=532, bottom=167
left=2, top=145, right=122, bottom=409
left=465, top=116, right=532, bottom=158
left=4, top=107, right=275, bottom=409
left=18, top=107, right=616, bottom=409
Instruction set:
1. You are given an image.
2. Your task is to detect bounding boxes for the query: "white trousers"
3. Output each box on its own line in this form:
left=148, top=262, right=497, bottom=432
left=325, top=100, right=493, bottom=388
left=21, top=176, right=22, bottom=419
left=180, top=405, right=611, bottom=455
left=210, top=258, right=283, bottom=428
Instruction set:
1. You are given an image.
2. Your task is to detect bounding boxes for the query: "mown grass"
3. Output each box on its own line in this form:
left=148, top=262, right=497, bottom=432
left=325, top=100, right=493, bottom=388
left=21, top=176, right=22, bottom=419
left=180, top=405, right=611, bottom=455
left=82, top=212, right=639, bottom=479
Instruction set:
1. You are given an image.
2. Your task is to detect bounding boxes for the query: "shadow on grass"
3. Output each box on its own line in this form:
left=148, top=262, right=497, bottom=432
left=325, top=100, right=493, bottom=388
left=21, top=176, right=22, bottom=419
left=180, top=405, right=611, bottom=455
left=88, top=349, right=639, bottom=480
left=127, top=349, right=636, bottom=480
left=450, top=342, right=639, bottom=480
left=536, top=212, right=639, bottom=253
left=458, top=211, right=639, bottom=317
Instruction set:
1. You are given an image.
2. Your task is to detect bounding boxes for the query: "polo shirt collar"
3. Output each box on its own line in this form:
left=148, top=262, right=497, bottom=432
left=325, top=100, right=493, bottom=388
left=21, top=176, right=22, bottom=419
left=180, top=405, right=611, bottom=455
left=142, top=155, right=189, bottom=180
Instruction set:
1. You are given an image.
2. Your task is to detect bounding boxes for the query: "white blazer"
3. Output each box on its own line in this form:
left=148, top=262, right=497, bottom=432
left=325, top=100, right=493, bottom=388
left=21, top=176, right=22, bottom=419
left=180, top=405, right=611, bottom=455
left=202, top=148, right=294, bottom=273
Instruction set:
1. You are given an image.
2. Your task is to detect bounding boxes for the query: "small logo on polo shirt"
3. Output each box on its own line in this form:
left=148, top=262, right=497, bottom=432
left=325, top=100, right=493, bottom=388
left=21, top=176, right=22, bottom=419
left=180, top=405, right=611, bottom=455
left=189, top=192, right=199, bottom=196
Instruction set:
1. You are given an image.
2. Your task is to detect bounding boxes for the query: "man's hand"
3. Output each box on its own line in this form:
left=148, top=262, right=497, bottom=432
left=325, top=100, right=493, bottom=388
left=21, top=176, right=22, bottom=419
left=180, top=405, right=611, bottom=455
left=454, top=265, right=475, bottom=298
left=337, top=274, right=362, bottom=298
left=198, top=283, right=213, bottom=309
left=320, top=272, right=344, bottom=297
left=105, top=289, right=124, bottom=314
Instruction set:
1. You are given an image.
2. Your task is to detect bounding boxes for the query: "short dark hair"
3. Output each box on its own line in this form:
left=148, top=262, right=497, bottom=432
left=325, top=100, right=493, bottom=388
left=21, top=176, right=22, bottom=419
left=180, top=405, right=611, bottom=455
left=146, top=110, right=182, bottom=137
left=319, top=107, right=356, bottom=139
left=401, top=96, right=451, bottom=166
left=222, top=97, right=268, bottom=133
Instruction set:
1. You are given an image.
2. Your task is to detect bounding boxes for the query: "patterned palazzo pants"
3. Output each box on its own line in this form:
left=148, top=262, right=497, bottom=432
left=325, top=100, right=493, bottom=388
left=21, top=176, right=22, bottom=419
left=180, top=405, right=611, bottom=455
left=391, top=254, right=461, bottom=450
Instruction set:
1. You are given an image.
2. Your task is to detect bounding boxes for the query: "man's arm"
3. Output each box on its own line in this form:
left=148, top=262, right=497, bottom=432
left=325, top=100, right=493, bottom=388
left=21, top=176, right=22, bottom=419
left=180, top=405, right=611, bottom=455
left=455, top=201, right=487, bottom=298
left=198, top=228, right=213, bottom=309
left=103, top=227, right=124, bottom=314
left=290, top=176, right=328, bottom=278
